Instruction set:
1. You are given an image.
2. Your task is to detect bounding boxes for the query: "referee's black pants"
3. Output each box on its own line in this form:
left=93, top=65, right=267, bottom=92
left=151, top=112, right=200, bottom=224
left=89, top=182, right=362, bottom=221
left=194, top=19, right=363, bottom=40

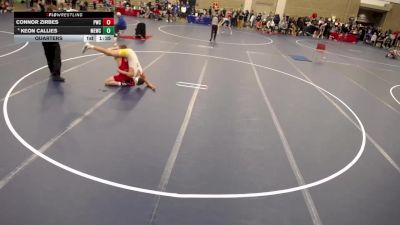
left=42, top=42, right=62, bottom=77
left=210, top=25, right=218, bottom=41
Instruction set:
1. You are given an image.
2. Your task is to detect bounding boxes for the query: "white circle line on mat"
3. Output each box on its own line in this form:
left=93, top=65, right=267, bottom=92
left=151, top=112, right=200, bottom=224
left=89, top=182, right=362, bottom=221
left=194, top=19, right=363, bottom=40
left=3, top=51, right=366, bottom=199
left=295, top=39, right=400, bottom=69
left=390, top=85, right=400, bottom=105
left=0, top=31, right=29, bottom=58
left=158, top=25, right=273, bottom=46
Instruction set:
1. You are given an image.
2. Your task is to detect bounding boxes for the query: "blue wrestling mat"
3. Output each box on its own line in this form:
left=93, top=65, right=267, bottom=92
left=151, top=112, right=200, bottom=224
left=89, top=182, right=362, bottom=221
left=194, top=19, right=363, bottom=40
left=289, top=55, right=312, bottom=62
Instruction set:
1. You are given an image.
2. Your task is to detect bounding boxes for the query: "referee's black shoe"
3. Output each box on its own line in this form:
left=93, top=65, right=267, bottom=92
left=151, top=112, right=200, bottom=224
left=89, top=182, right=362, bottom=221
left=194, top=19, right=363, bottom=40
left=51, top=75, right=65, bottom=82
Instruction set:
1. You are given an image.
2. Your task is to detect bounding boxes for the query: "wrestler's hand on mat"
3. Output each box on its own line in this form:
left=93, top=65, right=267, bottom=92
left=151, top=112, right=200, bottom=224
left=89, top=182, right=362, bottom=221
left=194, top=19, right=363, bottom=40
left=139, top=72, right=156, bottom=91
left=147, top=83, right=156, bottom=91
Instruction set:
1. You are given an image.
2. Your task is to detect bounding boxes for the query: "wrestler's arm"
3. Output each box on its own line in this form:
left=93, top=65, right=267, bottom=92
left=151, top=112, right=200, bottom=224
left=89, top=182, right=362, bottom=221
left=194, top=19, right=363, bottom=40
left=117, top=67, right=135, bottom=77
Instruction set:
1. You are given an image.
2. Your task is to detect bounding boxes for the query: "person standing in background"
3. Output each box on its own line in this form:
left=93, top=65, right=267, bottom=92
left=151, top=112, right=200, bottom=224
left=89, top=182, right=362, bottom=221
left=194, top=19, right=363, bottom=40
left=244, top=10, right=249, bottom=27
left=42, top=0, right=65, bottom=82
left=114, top=12, right=127, bottom=36
left=38, top=0, right=45, bottom=11
left=238, top=11, right=244, bottom=29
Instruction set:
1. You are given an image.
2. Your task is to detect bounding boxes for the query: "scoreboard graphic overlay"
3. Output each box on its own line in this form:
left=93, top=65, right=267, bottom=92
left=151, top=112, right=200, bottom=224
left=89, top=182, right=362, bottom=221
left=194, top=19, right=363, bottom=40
left=14, top=12, right=115, bottom=42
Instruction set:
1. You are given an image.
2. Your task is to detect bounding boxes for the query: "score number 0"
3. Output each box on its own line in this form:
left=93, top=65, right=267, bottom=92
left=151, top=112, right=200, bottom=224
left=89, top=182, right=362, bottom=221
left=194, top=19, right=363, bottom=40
left=102, top=26, right=115, bottom=34
left=102, top=18, right=114, bottom=26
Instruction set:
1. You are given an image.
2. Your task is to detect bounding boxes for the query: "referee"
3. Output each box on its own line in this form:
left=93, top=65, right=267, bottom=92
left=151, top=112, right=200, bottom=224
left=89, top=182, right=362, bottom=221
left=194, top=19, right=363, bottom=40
left=209, top=14, right=219, bottom=42
left=42, top=0, right=65, bottom=82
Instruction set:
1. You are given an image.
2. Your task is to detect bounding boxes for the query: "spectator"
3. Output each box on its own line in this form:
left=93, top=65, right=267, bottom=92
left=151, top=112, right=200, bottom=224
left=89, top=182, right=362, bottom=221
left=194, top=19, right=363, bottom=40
left=273, top=14, right=280, bottom=27
left=3, top=0, right=11, bottom=12
left=166, top=6, right=172, bottom=22
left=79, top=0, right=88, bottom=11
left=249, top=13, right=255, bottom=28
left=376, top=33, right=385, bottom=48
left=371, top=32, right=378, bottom=46
left=244, top=10, right=249, bottom=27
left=0, top=0, right=5, bottom=13
left=65, top=2, right=78, bottom=11
left=296, top=17, right=304, bottom=35
left=255, top=13, right=262, bottom=30
left=279, top=17, right=288, bottom=34
left=238, top=11, right=244, bottom=29
left=364, top=28, right=372, bottom=43
left=383, top=34, right=392, bottom=49
left=318, top=22, right=327, bottom=39
left=103, top=0, right=111, bottom=11
left=289, top=20, right=297, bottom=36
left=153, top=6, right=161, bottom=20
left=231, top=9, right=237, bottom=27
left=266, top=19, right=273, bottom=33
left=38, top=0, right=45, bottom=11
left=58, top=2, right=65, bottom=11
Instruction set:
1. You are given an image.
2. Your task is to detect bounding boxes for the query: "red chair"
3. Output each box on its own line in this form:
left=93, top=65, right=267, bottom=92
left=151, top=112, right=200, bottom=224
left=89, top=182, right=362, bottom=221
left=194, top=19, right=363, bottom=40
left=314, top=43, right=326, bottom=63
left=316, top=43, right=326, bottom=51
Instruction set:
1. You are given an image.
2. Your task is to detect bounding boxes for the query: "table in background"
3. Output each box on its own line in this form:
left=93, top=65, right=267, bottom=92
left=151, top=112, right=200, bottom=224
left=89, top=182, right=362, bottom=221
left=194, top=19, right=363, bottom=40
left=187, top=15, right=211, bottom=25
left=330, top=32, right=358, bottom=43
left=115, top=7, right=140, bottom=17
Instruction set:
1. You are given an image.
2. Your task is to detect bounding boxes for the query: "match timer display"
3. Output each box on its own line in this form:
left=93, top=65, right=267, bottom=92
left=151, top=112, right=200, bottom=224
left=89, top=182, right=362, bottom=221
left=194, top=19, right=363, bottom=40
left=14, top=12, right=115, bottom=42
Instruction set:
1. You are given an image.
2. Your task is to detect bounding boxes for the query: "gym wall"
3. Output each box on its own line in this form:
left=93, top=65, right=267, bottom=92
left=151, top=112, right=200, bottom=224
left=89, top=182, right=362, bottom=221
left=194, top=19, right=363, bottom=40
left=196, top=0, right=279, bottom=12
left=251, top=0, right=278, bottom=14
left=284, top=0, right=360, bottom=21
left=196, top=0, right=244, bottom=10
left=381, top=3, right=400, bottom=31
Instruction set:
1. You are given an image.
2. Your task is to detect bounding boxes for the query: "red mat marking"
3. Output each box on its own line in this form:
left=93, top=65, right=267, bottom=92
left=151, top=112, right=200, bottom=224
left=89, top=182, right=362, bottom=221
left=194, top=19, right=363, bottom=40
left=119, top=35, right=152, bottom=41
